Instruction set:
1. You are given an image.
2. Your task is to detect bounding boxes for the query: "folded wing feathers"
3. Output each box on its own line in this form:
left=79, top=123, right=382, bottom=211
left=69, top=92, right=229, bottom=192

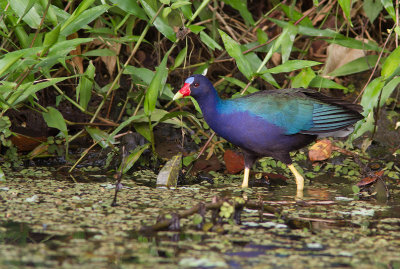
left=298, top=89, right=363, bottom=135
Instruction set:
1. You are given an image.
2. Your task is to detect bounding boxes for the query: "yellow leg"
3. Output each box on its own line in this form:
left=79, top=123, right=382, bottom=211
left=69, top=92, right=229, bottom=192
left=241, top=167, right=250, bottom=188
left=288, top=164, right=304, bottom=198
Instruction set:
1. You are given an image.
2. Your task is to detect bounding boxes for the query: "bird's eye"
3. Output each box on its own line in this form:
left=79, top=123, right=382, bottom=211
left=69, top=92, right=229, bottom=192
left=193, top=83, right=199, bottom=87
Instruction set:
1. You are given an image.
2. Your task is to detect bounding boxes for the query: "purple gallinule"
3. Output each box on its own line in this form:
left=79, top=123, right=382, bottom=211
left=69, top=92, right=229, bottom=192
left=173, top=75, right=363, bottom=195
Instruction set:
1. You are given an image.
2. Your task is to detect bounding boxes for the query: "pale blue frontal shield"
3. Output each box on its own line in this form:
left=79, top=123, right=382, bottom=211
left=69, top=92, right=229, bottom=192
left=185, top=77, right=194, bottom=84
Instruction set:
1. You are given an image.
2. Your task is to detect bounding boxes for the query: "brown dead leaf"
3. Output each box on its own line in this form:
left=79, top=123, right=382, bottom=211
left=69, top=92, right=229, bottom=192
left=67, top=32, right=84, bottom=74
left=101, top=41, right=121, bottom=77
left=224, top=149, right=244, bottom=174
left=356, top=170, right=384, bottom=187
left=309, top=139, right=332, bottom=162
left=323, top=42, right=366, bottom=77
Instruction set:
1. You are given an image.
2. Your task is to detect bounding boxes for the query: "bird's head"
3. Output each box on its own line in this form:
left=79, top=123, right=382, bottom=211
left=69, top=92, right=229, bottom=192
left=173, top=75, right=214, bottom=101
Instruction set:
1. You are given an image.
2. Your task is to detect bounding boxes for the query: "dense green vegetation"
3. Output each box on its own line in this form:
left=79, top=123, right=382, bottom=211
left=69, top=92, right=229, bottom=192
left=0, top=0, right=399, bottom=176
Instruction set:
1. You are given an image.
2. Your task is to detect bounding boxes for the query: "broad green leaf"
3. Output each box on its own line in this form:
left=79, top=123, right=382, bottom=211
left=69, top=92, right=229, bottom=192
left=188, top=25, right=205, bottom=34
left=39, top=0, right=58, bottom=26
left=120, top=143, right=150, bottom=174
left=350, top=111, right=374, bottom=141
left=256, top=29, right=269, bottom=44
left=265, top=60, right=322, bottom=74
left=43, top=24, right=61, bottom=48
left=363, top=0, right=383, bottom=23
left=172, top=45, right=187, bottom=69
left=219, top=30, right=252, bottom=79
left=124, top=66, right=154, bottom=85
left=200, top=31, right=222, bottom=51
left=327, top=55, right=380, bottom=77
left=381, top=47, right=400, bottom=80
left=61, top=5, right=110, bottom=36
left=180, top=4, right=193, bottom=20
left=222, top=76, right=259, bottom=95
left=325, top=38, right=382, bottom=52
left=171, top=1, right=191, bottom=9
left=270, top=18, right=343, bottom=38
left=309, top=76, right=348, bottom=90
left=360, top=77, right=385, bottom=115
left=9, top=0, right=41, bottom=28
left=222, top=0, right=255, bottom=25
left=8, top=77, right=71, bottom=108
left=61, top=0, right=96, bottom=32
left=140, top=0, right=177, bottom=42
left=86, top=127, right=115, bottom=148
left=280, top=23, right=297, bottom=63
left=107, top=114, right=147, bottom=144
left=110, top=0, right=147, bottom=20
left=244, top=52, right=279, bottom=88
left=77, top=61, right=95, bottom=110
left=338, top=0, right=353, bottom=26
left=379, top=76, right=400, bottom=107
left=0, top=49, right=30, bottom=77
left=156, top=153, right=181, bottom=187
left=42, top=107, right=68, bottom=136
left=280, top=4, right=313, bottom=27
left=381, top=0, right=396, bottom=21
left=134, top=123, right=151, bottom=142
left=144, top=54, right=168, bottom=115
left=291, top=68, right=315, bottom=88
left=38, top=38, right=94, bottom=69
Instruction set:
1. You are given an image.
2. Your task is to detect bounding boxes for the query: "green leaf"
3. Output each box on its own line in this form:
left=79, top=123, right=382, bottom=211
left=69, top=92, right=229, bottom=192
left=124, top=66, right=154, bottom=85
left=381, top=0, right=396, bottom=21
left=309, top=76, right=348, bottom=90
left=0, top=49, right=34, bottom=77
left=110, top=0, right=148, bottom=20
left=327, top=55, right=380, bottom=77
left=156, top=153, right=182, bottom=187
left=200, top=31, right=222, bottom=51
left=140, top=0, right=177, bottom=42
left=363, top=0, right=383, bottom=23
left=222, top=76, right=259, bottom=95
left=144, top=54, right=169, bottom=115
left=280, top=4, right=313, bottom=27
left=218, top=29, right=252, bottom=79
left=270, top=18, right=343, bottom=38
left=9, top=0, right=41, bottom=28
left=120, top=143, right=150, bottom=174
left=107, top=114, right=147, bottom=144
left=60, top=5, right=110, bottom=36
left=171, top=1, right=191, bottom=9
left=61, top=0, right=96, bottom=33
left=172, top=45, right=187, bottom=69
left=360, top=77, right=385, bottom=115
left=381, top=47, right=400, bottom=80
left=222, top=0, right=254, bottom=25
left=86, top=127, right=115, bottom=148
left=280, top=23, right=297, bottom=63
left=325, top=38, right=382, bottom=52
left=7, top=77, right=71, bottom=108
left=43, top=24, right=61, bottom=49
left=134, top=123, right=151, bottom=142
left=291, top=68, right=315, bottom=88
left=188, top=25, right=205, bottom=34
left=244, top=52, right=279, bottom=88
left=42, top=107, right=68, bottom=136
left=338, top=0, right=353, bottom=26
left=265, top=60, right=322, bottom=74
left=379, top=76, right=400, bottom=107
left=77, top=61, right=95, bottom=110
